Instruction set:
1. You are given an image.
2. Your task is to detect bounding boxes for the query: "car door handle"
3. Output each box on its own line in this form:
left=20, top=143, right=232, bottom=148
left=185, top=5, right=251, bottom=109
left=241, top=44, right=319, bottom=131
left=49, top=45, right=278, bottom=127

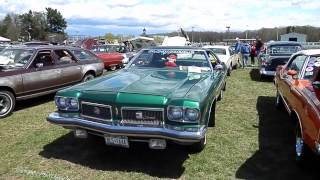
left=54, top=69, right=61, bottom=73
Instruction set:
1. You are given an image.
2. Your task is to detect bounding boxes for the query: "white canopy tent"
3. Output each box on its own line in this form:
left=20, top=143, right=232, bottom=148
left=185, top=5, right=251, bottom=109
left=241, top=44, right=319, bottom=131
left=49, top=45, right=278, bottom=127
left=0, top=36, right=11, bottom=42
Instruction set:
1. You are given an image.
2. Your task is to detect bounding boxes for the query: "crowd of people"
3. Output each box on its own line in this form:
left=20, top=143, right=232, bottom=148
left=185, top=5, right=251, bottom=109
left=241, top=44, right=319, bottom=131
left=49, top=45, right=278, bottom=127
left=234, top=37, right=264, bottom=68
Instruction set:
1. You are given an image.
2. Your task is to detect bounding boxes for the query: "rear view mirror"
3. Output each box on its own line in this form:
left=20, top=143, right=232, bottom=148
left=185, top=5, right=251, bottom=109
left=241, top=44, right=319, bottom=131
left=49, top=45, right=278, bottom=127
left=312, top=81, right=320, bottom=89
left=215, top=64, right=224, bottom=70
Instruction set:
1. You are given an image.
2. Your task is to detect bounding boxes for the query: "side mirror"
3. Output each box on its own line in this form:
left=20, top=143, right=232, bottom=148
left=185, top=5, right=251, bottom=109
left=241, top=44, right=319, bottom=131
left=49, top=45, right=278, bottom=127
left=287, top=70, right=297, bottom=76
left=312, top=81, right=320, bottom=89
left=36, top=63, right=43, bottom=68
left=215, top=64, right=224, bottom=70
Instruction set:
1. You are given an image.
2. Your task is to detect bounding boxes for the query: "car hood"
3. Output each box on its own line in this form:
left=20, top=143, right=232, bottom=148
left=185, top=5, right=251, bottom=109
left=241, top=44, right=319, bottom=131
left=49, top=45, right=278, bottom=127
left=69, top=68, right=209, bottom=98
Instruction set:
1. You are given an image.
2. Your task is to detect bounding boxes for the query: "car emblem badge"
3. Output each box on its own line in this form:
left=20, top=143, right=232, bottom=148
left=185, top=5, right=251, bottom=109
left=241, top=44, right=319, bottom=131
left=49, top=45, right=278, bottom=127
left=136, top=111, right=143, bottom=119
left=93, top=107, right=100, bottom=115
left=115, top=107, right=119, bottom=116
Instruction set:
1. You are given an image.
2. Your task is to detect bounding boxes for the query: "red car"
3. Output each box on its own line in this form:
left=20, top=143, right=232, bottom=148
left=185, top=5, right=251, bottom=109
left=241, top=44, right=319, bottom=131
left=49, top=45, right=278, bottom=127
left=91, top=45, right=128, bottom=70
left=274, top=49, right=320, bottom=164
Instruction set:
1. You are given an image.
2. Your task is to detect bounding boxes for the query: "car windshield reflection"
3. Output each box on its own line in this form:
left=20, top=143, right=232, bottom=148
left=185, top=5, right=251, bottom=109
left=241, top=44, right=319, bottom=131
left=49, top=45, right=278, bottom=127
left=0, top=48, right=34, bottom=67
left=128, top=49, right=212, bottom=72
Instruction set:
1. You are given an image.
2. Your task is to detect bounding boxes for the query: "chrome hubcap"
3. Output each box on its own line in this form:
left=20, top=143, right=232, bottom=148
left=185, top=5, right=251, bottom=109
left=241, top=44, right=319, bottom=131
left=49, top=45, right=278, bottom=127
left=84, top=76, right=94, bottom=82
left=0, top=95, right=10, bottom=115
left=296, top=137, right=303, bottom=157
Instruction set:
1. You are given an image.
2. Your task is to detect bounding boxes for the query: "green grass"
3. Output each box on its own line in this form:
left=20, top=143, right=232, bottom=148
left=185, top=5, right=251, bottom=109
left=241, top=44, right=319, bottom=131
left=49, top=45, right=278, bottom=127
left=0, top=68, right=319, bottom=180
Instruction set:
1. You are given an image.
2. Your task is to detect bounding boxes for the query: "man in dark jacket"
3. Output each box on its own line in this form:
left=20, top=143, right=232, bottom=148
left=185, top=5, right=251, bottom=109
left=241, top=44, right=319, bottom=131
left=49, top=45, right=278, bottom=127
left=255, top=37, right=263, bottom=57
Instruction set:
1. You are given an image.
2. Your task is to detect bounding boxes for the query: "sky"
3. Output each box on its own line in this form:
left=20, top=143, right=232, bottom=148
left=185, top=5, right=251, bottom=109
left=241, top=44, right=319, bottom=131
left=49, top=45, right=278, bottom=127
left=0, top=0, right=319, bottom=36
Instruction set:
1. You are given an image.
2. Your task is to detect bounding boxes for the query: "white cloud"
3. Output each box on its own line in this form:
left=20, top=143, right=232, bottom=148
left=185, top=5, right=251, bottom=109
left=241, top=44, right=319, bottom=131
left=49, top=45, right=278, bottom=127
left=0, top=0, right=319, bottom=35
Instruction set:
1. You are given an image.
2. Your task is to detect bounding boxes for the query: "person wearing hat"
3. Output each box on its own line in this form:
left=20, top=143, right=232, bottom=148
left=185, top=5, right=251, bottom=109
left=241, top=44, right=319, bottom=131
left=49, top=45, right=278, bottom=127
left=235, top=37, right=242, bottom=68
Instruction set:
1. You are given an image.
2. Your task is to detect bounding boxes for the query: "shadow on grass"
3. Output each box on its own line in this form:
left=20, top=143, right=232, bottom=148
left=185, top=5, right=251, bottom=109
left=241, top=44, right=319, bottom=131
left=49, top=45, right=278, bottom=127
left=236, top=96, right=320, bottom=180
left=249, top=68, right=274, bottom=82
left=15, top=94, right=55, bottom=112
left=39, top=133, right=189, bottom=178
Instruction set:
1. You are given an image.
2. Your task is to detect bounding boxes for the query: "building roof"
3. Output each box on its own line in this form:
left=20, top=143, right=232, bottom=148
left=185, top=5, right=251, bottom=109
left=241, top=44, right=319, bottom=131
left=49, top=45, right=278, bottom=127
left=280, top=32, right=307, bottom=37
left=267, top=41, right=302, bottom=46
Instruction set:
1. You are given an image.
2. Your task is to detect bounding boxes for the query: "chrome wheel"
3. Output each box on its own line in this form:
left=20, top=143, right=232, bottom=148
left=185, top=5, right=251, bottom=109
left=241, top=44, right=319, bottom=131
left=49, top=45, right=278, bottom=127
left=110, top=66, right=116, bottom=71
left=294, top=124, right=310, bottom=164
left=0, top=91, right=15, bottom=118
left=0, top=95, right=11, bottom=115
left=296, top=137, right=304, bottom=158
left=82, top=74, right=95, bottom=82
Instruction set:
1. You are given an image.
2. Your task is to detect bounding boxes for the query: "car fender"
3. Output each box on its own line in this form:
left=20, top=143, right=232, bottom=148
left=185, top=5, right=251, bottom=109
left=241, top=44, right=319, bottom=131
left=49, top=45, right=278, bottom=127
left=0, top=74, right=22, bottom=95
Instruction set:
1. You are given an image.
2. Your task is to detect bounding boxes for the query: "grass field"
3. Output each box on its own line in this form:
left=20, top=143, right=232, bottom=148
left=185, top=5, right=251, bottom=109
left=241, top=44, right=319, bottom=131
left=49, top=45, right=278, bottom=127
left=1, top=68, right=320, bottom=180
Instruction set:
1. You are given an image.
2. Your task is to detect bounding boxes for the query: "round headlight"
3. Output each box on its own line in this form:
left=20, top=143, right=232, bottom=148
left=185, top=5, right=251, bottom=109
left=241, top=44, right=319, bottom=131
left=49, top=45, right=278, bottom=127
left=57, top=97, right=67, bottom=108
left=69, top=98, right=79, bottom=108
left=169, top=107, right=183, bottom=120
left=185, top=108, right=199, bottom=121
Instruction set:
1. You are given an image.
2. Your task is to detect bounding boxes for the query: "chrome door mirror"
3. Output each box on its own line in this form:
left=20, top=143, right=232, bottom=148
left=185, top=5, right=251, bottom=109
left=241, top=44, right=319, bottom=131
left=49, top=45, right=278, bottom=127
left=312, top=81, right=320, bottom=89
left=36, top=63, right=44, bottom=68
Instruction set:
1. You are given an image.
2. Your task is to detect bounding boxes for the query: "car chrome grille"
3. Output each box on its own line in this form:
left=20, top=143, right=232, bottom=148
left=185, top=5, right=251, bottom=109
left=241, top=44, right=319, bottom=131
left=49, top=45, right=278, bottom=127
left=80, top=102, right=112, bottom=122
left=121, top=107, right=164, bottom=127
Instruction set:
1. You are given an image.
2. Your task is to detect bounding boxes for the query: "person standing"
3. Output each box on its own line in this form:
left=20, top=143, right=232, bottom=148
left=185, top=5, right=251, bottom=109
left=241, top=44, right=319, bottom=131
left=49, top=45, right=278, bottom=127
left=241, top=43, right=250, bottom=68
left=250, top=41, right=256, bottom=66
left=235, top=37, right=242, bottom=67
left=255, top=37, right=263, bottom=58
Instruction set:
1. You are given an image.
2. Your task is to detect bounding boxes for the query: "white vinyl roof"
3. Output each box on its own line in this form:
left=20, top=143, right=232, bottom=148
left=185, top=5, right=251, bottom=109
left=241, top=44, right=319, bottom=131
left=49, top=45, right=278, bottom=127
left=0, top=36, right=11, bottom=42
left=299, top=49, right=320, bottom=56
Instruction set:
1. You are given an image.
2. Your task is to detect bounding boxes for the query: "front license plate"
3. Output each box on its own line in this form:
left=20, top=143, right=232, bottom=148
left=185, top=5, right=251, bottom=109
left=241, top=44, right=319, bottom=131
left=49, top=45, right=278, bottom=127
left=104, top=135, right=129, bottom=148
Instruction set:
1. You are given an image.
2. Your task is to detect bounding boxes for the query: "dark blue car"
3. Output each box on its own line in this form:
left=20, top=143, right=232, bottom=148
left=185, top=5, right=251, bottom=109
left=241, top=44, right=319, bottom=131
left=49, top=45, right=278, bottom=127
left=259, top=41, right=302, bottom=77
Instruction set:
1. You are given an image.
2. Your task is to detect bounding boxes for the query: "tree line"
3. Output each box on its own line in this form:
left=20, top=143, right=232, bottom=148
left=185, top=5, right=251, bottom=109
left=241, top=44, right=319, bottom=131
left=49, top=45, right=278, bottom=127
left=0, top=8, right=67, bottom=42
left=159, top=26, right=320, bottom=43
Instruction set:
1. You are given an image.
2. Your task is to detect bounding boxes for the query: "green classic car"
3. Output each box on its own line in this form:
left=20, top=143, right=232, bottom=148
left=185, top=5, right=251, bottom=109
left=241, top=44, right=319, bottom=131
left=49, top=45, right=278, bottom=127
left=47, top=46, right=227, bottom=152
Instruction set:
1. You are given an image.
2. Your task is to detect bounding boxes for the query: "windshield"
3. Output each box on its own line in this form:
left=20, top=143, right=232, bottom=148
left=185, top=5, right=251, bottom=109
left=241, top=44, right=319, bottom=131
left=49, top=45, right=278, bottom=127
left=0, top=48, right=34, bottom=67
left=128, top=49, right=212, bottom=72
left=208, top=48, right=226, bottom=55
left=267, top=45, right=301, bottom=55
left=303, top=56, right=320, bottom=80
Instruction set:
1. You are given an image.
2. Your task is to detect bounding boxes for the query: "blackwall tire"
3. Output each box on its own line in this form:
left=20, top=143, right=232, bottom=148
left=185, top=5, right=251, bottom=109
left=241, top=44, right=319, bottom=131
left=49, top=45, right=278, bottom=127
left=208, top=101, right=216, bottom=127
left=188, top=134, right=206, bottom=153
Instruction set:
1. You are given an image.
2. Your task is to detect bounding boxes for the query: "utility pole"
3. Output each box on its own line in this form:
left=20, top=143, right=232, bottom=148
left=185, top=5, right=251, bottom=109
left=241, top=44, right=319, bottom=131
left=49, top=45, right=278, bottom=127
left=245, top=25, right=249, bottom=39
left=191, top=26, right=194, bottom=43
left=226, top=26, right=230, bottom=44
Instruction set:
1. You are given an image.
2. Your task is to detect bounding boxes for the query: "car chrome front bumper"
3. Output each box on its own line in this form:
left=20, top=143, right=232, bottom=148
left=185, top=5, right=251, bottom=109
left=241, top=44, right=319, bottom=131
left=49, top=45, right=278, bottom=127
left=260, top=68, right=275, bottom=76
left=47, top=112, right=206, bottom=143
